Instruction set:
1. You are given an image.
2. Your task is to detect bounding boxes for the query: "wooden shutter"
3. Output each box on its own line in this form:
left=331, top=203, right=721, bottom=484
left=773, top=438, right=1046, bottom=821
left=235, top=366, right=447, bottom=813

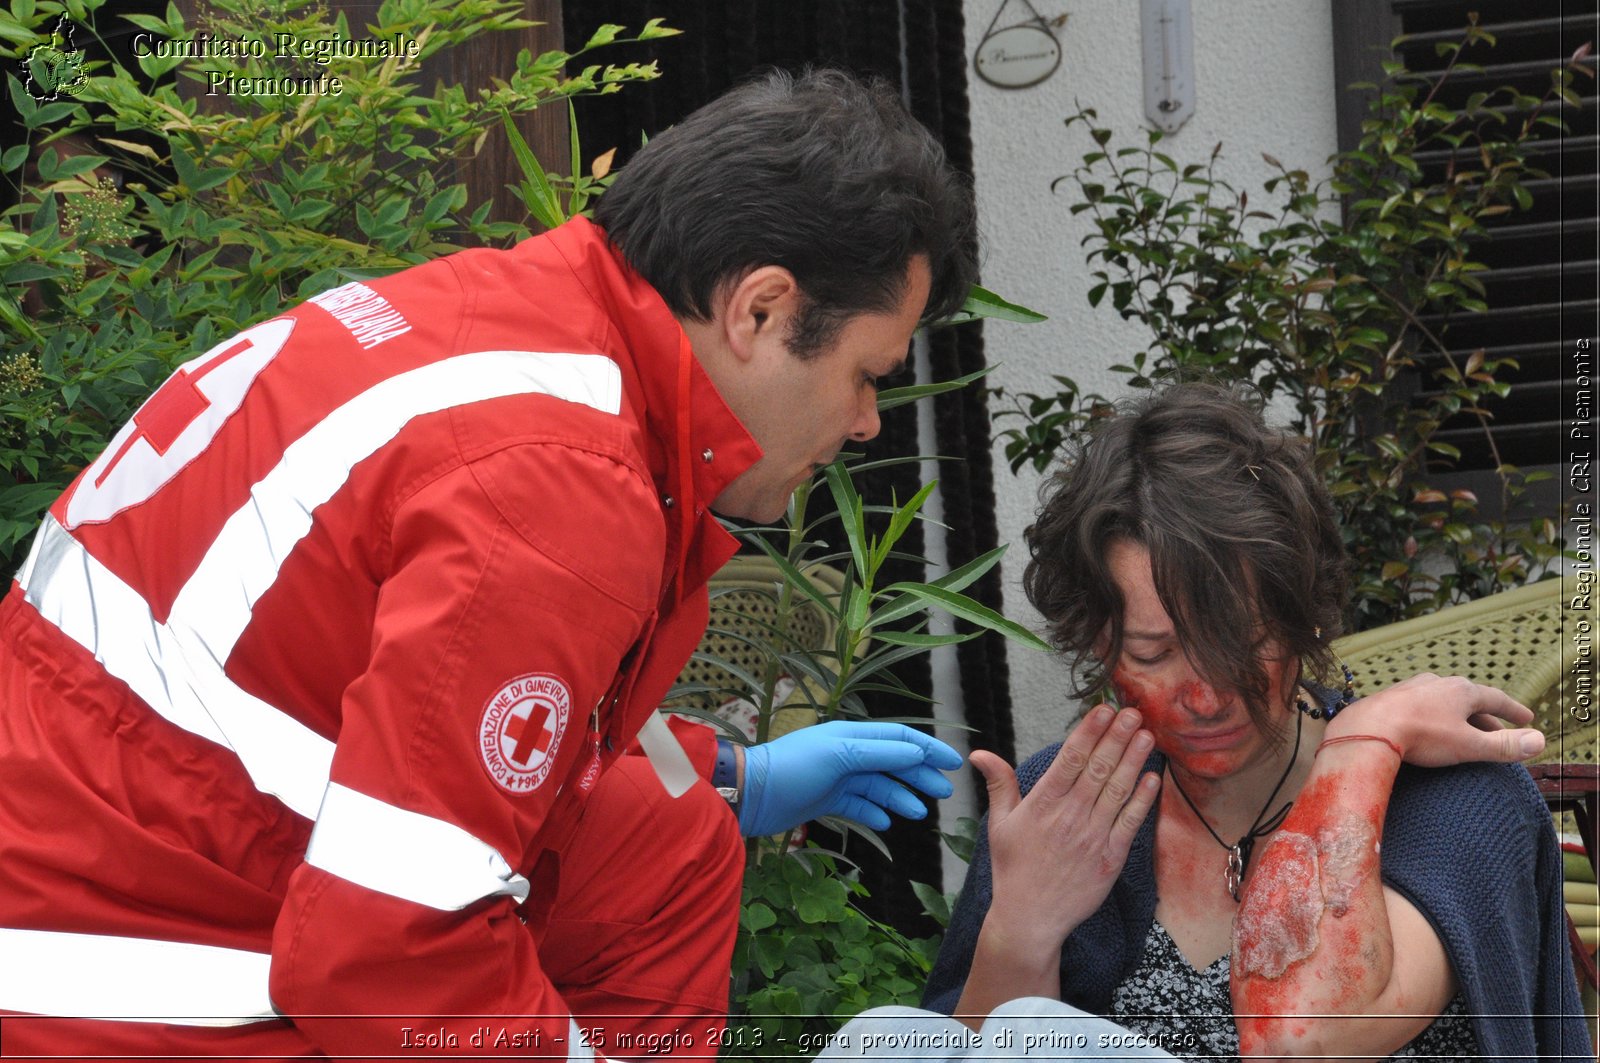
left=1339, top=1, right=1597, bottom=492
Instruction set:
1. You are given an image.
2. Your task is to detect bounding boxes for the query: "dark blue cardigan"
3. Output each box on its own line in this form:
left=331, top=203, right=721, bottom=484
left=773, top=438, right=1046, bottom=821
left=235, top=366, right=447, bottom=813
left=924, top=746, right=1592, bottom=1060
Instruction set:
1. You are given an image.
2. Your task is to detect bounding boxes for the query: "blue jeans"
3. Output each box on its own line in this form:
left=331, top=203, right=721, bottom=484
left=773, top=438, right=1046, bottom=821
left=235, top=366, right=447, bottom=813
left=813, top=998, right=1181, bottom=1061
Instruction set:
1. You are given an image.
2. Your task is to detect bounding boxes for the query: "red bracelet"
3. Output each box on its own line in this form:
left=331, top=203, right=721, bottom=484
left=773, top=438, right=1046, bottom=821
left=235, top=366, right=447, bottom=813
left=1316, top=733, right=1403, bottom=759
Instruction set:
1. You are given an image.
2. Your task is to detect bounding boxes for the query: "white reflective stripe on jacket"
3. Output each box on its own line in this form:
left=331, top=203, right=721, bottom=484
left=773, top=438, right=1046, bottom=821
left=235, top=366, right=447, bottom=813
left=306, top=782, right=531, bottom=909
left=0, top=926, right=604, bottom=1056
left=0, top=928, right=277, bottom=1025
left=16, top=351, right=619, bottom=912
left=19, top=515, right=337, bottom=818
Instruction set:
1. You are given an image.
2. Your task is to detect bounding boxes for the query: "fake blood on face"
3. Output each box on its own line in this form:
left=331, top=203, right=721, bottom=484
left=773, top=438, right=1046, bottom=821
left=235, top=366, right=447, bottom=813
left=1112, top=667, right=1248, bottom=778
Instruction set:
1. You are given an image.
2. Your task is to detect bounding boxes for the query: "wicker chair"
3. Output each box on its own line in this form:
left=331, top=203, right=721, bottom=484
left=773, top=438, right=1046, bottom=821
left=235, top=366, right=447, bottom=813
left=1331, top=579, right=1592, bottom=762
left=1330, top=577, right=1598, bottom=999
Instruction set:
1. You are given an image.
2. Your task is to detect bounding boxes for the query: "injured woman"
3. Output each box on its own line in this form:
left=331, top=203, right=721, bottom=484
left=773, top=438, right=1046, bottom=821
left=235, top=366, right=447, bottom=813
left=923, top=383, right=1590, bottom=1061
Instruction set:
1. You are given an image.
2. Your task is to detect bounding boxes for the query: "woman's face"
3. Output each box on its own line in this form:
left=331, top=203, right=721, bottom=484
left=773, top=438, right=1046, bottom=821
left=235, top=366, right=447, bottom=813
left=1103, top=539, right=1294, bottom=780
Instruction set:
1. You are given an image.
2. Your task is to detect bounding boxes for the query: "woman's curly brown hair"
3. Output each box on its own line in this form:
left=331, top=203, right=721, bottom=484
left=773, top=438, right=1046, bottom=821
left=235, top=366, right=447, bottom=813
left=1022, top=382, right=1349, bottom=738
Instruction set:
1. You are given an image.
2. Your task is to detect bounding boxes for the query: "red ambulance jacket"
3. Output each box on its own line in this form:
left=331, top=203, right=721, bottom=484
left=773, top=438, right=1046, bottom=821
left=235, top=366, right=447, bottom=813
left=0, top=217, right=759, bottom=1056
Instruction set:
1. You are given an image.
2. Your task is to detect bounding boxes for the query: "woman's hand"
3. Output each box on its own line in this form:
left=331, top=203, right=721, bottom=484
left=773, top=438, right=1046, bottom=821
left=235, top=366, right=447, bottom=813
left=952, top=706, right=1162, bottom=1027
left=1325, top=672, right=1543, bottom=768
left=972, top=704, right=1162, bottom=944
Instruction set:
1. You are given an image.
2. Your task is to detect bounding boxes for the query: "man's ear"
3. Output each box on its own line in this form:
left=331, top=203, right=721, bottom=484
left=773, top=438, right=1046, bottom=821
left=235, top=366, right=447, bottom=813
left=723, top=265, right=800, bottom=363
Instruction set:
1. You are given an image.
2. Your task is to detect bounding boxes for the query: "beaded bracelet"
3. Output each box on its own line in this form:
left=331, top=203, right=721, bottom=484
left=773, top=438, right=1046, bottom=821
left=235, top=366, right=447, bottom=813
left=1315, top=733, right=1403, bottom=759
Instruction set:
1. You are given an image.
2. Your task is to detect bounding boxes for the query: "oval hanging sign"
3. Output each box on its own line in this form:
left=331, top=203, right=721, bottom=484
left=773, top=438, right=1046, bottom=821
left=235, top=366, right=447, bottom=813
left=974, top=24, right=1061, bottom=89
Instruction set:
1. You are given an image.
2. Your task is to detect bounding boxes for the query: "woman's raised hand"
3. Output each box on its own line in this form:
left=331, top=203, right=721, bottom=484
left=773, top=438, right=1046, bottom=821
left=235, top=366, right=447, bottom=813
left=971, top=705, right=1162, bottom=945
left=1326, top=672, right=1544, bottom=768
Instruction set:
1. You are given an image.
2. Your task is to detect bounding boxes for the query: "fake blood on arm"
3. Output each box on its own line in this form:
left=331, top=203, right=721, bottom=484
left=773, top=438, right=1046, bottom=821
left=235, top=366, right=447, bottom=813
left=1231, top=769, right=1392, bottom=1052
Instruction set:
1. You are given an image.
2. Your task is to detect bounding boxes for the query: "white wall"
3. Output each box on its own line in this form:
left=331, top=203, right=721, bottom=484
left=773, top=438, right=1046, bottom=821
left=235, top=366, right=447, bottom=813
left=962, top=0, right=1342, bottom=758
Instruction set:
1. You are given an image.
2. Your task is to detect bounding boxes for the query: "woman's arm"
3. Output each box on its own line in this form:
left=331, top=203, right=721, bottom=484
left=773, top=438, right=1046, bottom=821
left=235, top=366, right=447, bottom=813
left=952, top=705, right=1161, bottom=1028
left=1230, top=674, right=1543, bottom=1061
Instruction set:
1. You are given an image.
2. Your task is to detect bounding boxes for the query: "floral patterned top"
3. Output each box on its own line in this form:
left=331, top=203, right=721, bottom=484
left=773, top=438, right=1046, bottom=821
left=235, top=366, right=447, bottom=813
left=1108, top=920, right=1478, bottom=1062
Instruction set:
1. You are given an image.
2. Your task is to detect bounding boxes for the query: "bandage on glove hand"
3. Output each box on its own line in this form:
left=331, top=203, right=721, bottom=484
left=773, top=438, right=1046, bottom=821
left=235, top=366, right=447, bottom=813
left=737, top=720, right=962, bottom=837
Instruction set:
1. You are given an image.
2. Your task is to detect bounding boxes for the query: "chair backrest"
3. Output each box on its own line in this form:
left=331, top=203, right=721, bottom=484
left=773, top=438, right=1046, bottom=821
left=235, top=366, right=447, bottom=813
left=1330, top=579, right=1594, bottom=768
left=669, top=556, right=847, bottom=739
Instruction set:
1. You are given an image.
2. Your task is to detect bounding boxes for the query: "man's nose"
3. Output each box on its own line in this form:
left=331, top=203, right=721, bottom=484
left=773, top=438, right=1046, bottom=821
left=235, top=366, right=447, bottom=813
left=849, top=396, right=881, bottom=442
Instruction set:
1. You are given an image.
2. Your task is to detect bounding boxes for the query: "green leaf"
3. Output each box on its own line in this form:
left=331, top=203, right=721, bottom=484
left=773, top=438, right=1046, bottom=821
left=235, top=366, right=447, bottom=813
left=936, top=284, right=1047, bottom=327
left=846, top=641, right=951, bottom=685
left=637, top=18, right=681, bottom=40
left=910, top=881, right=952, bottom=925
left=584, top=23, right=622, bottom=49
left=170, top=146, right=198, bottom=191
left=870, top=630, right=978, bottom=648
left=844, top=584, right=870, bottom=634
left=744, top=535, right=841, bottom=621
left=420, top=187, right=457, bottom=225
left=1373, top=436, right=1408, bottom=461
left=660, top=704, right=751, bottom=740
left=6, top=73, right=37, bottom=121
left=752, top=933, right=788, bottom=979
left=875, top=365, right=993, bottom=413
left=814, top=816, right=894, bottom=860
left=824, top=462, right=868, bottom=581
left=0, top=10, right=36, bottom=45
left=189, top=166, right=233, bottom=192
left=48, top=152, right=107, bottom=177
left=878, top=583, right=1052, bottom=652
left=501, top=112, right=564, bottom=229
left=2, top=261, right=60, bottom=284
left=873, top=479, right=937, bottom=572
left=871, top=545, right=1008, bottom=627
left=941, top=818, right=979, bottom=863
left=565, top=99, right=586, bottom=216
left=741, top=902, right=777, bottom=932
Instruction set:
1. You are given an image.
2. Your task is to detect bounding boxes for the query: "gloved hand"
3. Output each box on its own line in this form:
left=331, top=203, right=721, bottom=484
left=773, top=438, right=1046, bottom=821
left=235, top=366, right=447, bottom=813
left=737, top=720, right=963, bottom=837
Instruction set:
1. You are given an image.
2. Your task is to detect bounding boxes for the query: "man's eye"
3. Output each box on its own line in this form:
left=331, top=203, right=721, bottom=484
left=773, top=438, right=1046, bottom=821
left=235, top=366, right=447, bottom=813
left=1128, top=650, right=1169, bottom=666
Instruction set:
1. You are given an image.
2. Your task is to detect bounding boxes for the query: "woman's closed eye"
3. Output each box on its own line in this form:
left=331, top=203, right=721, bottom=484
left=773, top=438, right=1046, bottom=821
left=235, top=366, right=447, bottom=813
left=1126, top=648, right=1171, bottom=667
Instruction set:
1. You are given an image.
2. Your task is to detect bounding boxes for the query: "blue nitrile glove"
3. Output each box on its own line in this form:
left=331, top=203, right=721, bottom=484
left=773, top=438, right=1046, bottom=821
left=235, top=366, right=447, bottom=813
left=737, top=720, right=963, bottom=837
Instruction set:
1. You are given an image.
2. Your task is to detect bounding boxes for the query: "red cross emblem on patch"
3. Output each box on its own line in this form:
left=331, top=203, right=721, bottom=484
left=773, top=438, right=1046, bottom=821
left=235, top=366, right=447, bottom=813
left=478, top=673, right=571, bottom=793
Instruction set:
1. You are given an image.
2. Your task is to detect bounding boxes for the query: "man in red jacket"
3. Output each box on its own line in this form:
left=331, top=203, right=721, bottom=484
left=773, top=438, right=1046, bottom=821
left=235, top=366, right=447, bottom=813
left=0, top=69, right=975, bottom=1058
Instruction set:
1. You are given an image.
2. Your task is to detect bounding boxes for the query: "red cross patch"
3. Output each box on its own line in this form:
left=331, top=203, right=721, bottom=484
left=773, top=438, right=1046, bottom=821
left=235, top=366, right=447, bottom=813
left=478, top=673, right=571, bottom=793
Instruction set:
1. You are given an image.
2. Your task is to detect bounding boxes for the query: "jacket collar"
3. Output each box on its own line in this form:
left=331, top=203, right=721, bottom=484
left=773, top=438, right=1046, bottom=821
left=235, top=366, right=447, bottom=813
left=542, top=217, right=763, bottom=598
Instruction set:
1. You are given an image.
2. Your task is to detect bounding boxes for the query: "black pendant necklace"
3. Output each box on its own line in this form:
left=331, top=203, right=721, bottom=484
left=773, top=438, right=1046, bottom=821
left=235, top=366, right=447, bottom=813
left=1165, top=709, right=1303, bottom=903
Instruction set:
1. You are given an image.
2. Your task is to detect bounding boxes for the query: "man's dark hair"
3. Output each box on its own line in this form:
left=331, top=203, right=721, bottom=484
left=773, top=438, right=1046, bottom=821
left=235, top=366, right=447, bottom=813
left=1022, top=382, right=1349, bottom=739
left=593, top=68, right=977, bottom=357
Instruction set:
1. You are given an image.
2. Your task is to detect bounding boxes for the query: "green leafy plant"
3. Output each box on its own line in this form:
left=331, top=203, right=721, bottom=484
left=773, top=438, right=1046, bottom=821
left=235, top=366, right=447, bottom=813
left=0, top=0, right=673, bottom=565
left=726, top=847, right=941, bottom=1058
left=720, top=813, right=970, bottom=1059
left=667, top=362, right=1047, bottom=1056
left=996, top=23, right=1585, bottom=629
left=501, top=102, right=621, bottom=231
left=721, top=816, right=973, bottom=1059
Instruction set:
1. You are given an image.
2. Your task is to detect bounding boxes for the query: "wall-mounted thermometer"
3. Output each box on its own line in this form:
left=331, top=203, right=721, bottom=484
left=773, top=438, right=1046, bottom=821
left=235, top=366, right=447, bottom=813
left=1140, top=0, right=1195, bottom=134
